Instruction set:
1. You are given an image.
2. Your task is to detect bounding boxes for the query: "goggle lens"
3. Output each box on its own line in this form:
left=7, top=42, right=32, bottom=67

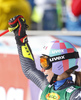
left=40, top=56, right=49, bottom=69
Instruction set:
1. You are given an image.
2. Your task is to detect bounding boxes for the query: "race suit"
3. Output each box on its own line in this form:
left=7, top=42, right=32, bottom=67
left=40, top=81, right=81, bottom=100
left=17, top=41, right=81, bottom=100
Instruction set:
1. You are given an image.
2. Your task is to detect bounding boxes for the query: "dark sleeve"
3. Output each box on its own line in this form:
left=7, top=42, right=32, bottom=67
left=70, top=88, right=81, bottom=100
left=17, top=42, right=48, bottom=90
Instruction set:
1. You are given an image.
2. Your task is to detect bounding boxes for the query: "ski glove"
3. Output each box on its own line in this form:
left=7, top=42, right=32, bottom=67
left=8, top=15, right=29, bottom=45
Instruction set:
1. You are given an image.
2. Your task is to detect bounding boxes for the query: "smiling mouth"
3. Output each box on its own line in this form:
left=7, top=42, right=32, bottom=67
left=45, top=75, right=48, bottom=77
left=45, top=75, right=48, bottom=80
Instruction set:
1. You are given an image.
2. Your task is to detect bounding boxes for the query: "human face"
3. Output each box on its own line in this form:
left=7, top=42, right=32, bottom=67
left=41, top=68, right=54, bottom=83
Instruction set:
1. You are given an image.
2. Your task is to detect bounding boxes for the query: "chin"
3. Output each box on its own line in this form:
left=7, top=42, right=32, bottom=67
left=46, top=76, right=51, bottom=83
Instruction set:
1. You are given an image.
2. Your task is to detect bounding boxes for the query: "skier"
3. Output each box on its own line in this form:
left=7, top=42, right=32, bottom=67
left=8, top=15, right=81, bottom=100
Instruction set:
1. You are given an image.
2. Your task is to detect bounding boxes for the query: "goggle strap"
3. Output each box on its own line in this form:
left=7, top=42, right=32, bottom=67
left=49, top=52, right=79, bottom=63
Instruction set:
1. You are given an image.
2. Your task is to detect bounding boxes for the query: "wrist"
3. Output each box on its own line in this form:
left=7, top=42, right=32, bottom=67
left=15, top=35, right=28, bottom=45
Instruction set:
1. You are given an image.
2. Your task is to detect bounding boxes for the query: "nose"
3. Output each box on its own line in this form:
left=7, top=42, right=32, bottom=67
left=41, top=68, right=45, bottom=72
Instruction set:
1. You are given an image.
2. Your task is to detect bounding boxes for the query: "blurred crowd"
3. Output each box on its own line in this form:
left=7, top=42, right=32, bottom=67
left=0, top=0, right=81, bottom=31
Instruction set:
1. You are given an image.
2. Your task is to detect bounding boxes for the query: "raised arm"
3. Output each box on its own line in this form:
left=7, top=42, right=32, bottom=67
left=8, top=15, right=48, bottom=90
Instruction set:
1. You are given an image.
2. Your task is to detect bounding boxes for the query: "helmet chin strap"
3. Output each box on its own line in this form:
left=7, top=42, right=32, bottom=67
left=50, top=74, right=58, bottom=85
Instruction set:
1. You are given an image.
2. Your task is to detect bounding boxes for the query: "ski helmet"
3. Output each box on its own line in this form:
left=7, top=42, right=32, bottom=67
left=40, top=40, right=79, bottom=75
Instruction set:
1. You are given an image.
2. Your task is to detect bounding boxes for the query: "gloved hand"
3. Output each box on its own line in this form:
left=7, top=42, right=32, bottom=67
left=8, top=15, right=29, bottom=45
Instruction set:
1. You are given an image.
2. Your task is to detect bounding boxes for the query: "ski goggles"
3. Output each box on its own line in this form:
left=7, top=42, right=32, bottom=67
left=40, top=52, right=79, bottom=70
